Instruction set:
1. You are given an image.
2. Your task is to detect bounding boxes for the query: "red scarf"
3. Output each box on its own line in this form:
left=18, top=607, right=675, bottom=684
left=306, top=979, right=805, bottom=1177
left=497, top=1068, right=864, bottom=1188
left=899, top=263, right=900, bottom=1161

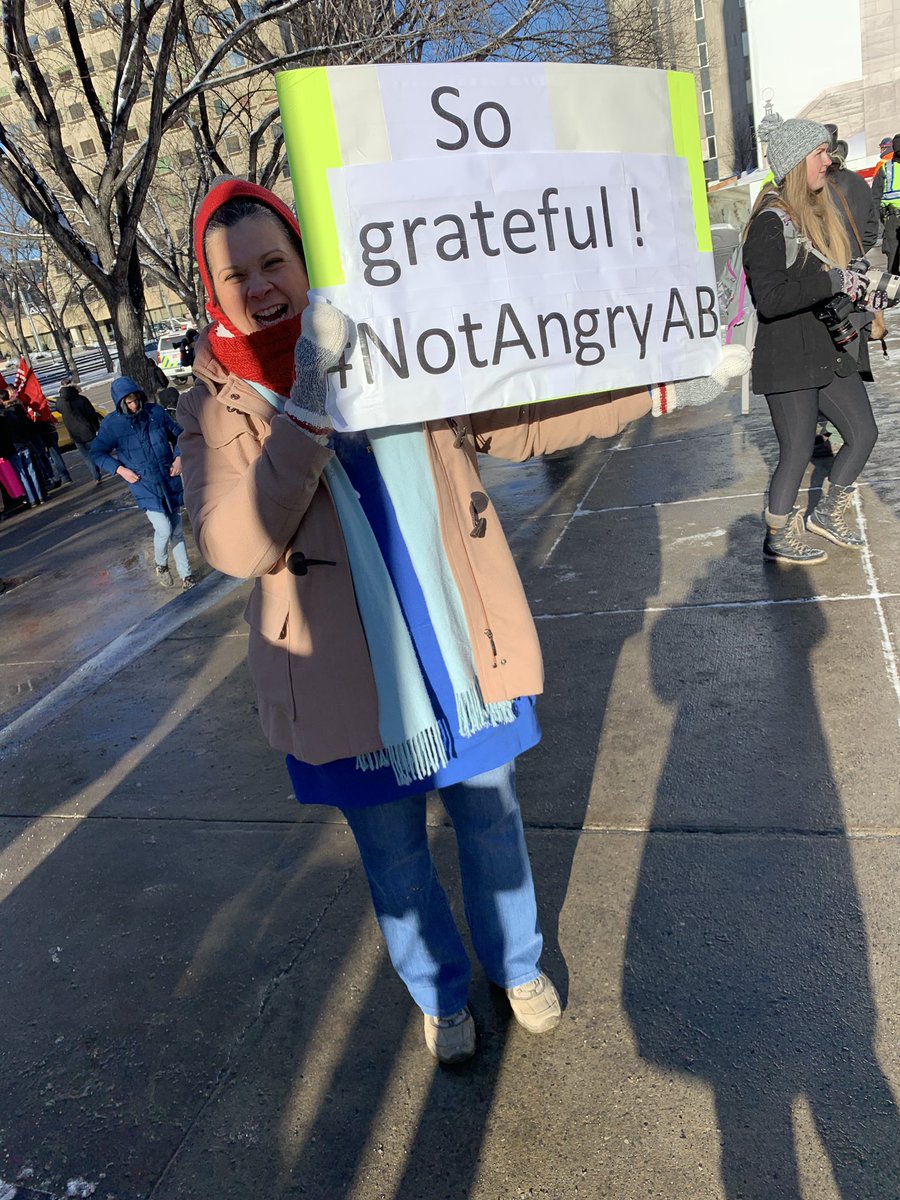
left=206, top=316, right=301, bottom=397
left=195, top=179, right=305, bottom=397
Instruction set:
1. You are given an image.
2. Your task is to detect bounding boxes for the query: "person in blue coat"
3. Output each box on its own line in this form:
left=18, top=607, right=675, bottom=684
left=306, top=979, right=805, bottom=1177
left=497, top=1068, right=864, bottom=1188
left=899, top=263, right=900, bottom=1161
left=91, top=376, right=195, bottom=588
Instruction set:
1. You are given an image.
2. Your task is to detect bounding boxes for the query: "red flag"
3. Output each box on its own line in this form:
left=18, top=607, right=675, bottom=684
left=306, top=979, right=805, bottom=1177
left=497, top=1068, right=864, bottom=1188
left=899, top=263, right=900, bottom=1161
left=15, top=357, right=53, bottom=423
left=12, top=356, right=28, bottom=394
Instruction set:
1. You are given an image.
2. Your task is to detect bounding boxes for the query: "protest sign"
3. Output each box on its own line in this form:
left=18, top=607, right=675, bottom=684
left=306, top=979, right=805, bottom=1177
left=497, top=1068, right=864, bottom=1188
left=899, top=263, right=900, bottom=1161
left=276, top=63, right=719, bottom=431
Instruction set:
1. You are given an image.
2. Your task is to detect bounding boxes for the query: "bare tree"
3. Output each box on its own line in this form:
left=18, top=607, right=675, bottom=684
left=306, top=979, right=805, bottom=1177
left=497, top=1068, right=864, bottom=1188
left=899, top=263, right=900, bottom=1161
left=139, top=0, right=619, bottom=332
left=0, top=0, right=615, bottom=388
left=718, top=119, right=759, bottom=180
left=0, top=189, right=50, bottom=364
left=606, top=0, right=701, bottom=71
left=0, top=0, right=329, bottom=390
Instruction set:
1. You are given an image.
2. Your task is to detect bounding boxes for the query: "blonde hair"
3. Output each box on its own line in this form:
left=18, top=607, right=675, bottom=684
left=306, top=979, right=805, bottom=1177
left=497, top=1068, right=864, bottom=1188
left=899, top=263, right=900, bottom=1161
left=744, top=159, right=851, bottom=267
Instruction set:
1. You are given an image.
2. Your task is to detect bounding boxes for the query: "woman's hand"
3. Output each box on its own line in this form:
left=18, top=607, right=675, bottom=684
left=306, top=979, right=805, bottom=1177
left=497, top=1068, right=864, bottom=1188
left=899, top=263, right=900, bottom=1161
left=284, top=303, right=356, bottom=443
left=831, top=268, right=867, bottom=302
left=867, top=285, right=897, bottom=310
left=170, top=455, right=182, bottom=477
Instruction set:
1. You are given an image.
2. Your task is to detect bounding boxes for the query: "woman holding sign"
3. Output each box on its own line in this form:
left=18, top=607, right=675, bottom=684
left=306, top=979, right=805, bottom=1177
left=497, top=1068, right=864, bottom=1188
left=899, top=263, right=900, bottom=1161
left=743, top=114, right=882, bottom=564
left=177, top=178, right=743, bottom=1064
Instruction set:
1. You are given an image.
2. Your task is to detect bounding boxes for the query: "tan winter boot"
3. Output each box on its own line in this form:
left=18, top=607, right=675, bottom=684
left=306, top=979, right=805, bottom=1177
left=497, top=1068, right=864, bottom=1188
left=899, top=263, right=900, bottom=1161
left=807, top=481, right=865, bottom=549
left=763, top=507, right=828, bottom=564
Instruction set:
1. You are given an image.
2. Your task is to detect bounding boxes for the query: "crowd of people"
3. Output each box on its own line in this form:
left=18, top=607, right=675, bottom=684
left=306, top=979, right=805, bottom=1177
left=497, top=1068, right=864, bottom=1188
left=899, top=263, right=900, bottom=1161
left=0, top=367, right=195, bottom=588
left=0, top=379, right=75, bottom=513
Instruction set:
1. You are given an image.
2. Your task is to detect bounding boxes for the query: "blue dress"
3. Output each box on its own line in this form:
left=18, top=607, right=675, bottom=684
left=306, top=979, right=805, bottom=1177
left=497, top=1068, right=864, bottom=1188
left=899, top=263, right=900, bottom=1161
left=287, top=434, right=540, bottom=808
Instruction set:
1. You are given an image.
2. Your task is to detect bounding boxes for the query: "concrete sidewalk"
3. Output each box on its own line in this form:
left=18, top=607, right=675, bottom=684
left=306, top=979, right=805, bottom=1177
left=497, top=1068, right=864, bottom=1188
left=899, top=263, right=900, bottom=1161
left=2, top=324, right=900, bottom=1199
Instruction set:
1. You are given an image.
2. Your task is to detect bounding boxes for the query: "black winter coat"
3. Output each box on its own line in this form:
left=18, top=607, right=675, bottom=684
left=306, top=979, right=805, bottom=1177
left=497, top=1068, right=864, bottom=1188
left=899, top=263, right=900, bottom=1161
left=0, top=402, right=42, bottom=452
left=0, top=410, right=19, bottom=459
left=56, top=388, right=102, bottom=444
left=743, top=208, right=853, bottom=396
left=871, top=156, right=899, bottom=207
left=827, top=170, right=880, bottom=255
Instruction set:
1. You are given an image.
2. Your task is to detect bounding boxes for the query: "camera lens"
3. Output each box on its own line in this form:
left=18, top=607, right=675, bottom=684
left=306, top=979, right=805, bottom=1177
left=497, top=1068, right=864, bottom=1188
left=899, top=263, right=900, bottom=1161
left=815, top=296, right=858, bottom=346
left=865, top=268, right=900, bottom=303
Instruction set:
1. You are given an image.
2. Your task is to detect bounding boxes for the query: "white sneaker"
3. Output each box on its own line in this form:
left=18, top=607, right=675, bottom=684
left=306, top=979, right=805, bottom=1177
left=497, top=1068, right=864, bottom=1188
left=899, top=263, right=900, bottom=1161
left=423, top=1007, right=476, bottom=1064
left=506, top=973, right=562, bottom=1033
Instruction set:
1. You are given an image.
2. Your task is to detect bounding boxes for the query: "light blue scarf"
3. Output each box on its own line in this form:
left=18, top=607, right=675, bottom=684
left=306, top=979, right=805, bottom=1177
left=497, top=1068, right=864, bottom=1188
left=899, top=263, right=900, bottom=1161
left=367, top=426, right=515, bottom=741
left=249, top=385, right=513, bottom=785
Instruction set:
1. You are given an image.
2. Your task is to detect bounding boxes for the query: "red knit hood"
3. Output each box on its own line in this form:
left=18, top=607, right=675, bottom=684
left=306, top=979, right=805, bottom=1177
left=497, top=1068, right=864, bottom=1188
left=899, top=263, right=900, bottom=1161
left=193, top=178, right=305, bottom=395
left=194, top=177, right=304, bottom=336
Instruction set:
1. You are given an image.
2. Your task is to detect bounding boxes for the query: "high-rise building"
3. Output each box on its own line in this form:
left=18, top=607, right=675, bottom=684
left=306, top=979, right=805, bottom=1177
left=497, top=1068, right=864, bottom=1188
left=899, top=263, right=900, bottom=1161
left=608, top=0, right=758, bottom=182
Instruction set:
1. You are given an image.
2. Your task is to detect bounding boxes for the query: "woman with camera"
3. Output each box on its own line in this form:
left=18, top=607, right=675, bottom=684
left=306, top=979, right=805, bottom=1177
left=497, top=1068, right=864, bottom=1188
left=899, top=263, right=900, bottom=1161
left=743, top=114, right=880, bottom=563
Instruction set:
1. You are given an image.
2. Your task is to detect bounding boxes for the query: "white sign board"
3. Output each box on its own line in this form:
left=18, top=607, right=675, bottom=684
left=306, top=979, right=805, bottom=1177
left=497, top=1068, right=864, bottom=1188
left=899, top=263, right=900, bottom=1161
left=277, top=63, right=719, bottom=431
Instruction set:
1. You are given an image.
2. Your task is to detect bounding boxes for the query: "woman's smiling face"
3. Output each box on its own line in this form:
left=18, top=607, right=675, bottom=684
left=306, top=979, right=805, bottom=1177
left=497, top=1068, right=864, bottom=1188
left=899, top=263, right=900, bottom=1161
left=204, top=210, right=309, bottom=334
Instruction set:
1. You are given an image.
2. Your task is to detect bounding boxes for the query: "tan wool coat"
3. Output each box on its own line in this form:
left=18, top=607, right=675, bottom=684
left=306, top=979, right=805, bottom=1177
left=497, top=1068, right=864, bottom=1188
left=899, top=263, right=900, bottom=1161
left=177, top=332, right=651, bottom=765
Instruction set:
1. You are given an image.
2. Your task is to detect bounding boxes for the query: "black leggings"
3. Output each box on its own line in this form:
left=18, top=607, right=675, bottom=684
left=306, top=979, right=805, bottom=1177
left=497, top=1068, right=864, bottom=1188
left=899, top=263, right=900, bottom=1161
left=764, top=373, right=878, bottom=516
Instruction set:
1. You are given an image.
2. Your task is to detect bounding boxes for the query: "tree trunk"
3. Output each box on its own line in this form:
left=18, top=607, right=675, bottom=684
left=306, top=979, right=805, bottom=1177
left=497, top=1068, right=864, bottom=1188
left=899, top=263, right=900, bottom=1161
left=108, top=250, right=151, bottom=392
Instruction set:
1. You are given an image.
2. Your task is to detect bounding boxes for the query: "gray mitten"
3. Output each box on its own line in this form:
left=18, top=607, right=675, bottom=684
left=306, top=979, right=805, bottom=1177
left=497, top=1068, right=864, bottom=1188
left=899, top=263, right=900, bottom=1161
left=650, top=343, right=752, bottom=416
left=285, top=303, right=355, bottom=443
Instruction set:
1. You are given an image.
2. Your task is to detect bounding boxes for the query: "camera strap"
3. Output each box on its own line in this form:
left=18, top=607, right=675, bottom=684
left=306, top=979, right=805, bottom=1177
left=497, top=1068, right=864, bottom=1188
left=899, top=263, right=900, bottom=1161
left=802, top=242, right=838, bottom=270
left=760, top=199, right=839, bottom=271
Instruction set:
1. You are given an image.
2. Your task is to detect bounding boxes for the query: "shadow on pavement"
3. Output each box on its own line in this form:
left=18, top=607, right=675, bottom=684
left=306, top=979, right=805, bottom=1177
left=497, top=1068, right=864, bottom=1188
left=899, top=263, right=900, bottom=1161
left=0, top=556, right=522, bottom=1199
left=623, top=517, right=900, bottom=1198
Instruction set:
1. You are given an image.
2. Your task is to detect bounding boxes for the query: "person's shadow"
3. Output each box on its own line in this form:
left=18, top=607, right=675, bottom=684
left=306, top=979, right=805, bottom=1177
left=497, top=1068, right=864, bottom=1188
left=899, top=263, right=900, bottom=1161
left=623, top=515, right=900, bottom=1198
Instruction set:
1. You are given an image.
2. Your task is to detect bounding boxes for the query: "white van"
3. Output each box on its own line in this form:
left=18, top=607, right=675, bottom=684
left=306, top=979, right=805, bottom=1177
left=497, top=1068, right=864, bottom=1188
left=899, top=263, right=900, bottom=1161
left=156, top=332, right=191, bottom=381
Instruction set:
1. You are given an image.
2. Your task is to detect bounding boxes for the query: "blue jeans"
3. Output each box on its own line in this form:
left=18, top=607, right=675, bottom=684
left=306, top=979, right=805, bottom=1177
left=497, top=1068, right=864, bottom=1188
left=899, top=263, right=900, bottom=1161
left=74, top=441, right=102, bottom=482
left=11, top=448, right=44, bottom=505
left=46, top=442, right=72, bottom=482
left=146, top=508, right=190, bottom=578
left=341, top=761, right=543, bottom=1017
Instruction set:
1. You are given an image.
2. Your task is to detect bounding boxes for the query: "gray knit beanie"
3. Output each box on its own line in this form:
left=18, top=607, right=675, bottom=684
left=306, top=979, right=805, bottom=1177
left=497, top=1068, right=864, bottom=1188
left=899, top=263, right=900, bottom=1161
left=758, top=112, right=831, bottom=185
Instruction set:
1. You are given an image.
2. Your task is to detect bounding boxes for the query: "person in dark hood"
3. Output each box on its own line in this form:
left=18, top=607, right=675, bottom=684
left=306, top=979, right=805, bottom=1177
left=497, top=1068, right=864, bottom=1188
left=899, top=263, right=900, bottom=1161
left=827, top=138, right=880, bottom=258
left=146, top=355, right=170, bottom=395
left=91, top=376, right=194, bottom=588
left=56, top=383, right=105, bottom=484
left=809, top=135, right=885, bottom=456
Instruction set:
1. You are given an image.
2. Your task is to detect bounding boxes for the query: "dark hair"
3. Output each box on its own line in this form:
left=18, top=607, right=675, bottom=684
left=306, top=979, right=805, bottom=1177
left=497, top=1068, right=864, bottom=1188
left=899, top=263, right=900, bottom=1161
left=203, top=198, right=305, bottom=265
left=893, top=134, right=900, bottom=156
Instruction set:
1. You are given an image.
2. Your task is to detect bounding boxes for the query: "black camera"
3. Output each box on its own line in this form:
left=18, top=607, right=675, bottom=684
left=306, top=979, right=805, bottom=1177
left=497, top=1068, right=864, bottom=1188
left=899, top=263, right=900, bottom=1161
left=814, top=258, right=900, bottom=350
left=815, top=293, right=860, bottom=347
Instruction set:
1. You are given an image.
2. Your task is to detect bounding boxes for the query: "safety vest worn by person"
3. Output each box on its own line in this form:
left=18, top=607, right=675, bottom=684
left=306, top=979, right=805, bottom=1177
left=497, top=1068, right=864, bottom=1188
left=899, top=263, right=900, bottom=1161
left=878, top=160, right=900, bottom=209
